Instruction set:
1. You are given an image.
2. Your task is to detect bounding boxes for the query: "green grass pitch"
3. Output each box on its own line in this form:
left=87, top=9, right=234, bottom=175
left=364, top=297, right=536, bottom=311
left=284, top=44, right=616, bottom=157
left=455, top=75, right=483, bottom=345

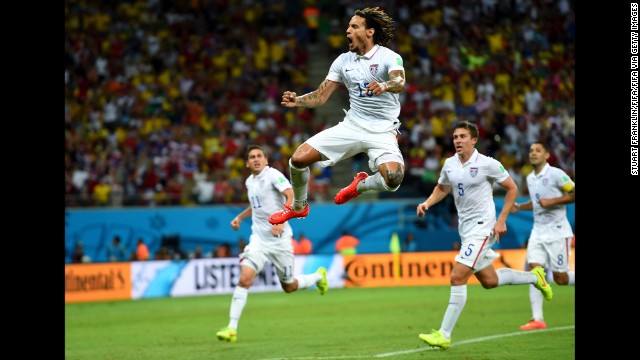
left=65, top=285, right=575, bottom=360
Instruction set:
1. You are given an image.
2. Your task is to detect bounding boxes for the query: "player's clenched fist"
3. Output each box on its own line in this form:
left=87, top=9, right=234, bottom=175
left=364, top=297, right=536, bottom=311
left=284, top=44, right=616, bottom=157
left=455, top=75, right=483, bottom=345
left=281, top=91, right=297, bottom=107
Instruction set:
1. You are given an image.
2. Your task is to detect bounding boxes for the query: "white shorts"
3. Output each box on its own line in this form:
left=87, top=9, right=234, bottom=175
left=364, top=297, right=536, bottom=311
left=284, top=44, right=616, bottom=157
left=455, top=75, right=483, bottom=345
left=455, top=233, right=500, bottom=272
left=240, top=236, right=296, bottom=284
left=306, top=115, right=404, bottom=172
left=526, top=235, right=572, bottom=273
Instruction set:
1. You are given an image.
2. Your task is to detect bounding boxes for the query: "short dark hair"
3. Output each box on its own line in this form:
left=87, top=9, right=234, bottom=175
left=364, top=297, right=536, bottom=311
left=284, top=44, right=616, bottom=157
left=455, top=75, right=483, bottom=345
left=453, top=121, right=479, bottom=139
left=246, top=144, right=266, bottom=159
left=532, top=141, right=550, bottom=153
left=355, top=7, right=395, bottom=46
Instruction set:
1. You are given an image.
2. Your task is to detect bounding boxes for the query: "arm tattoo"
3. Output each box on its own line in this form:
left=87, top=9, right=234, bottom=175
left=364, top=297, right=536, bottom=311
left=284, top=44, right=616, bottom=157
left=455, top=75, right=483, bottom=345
left=296, top=80, right=330, bottom=108
left=382, top=70, right=406, bottom=93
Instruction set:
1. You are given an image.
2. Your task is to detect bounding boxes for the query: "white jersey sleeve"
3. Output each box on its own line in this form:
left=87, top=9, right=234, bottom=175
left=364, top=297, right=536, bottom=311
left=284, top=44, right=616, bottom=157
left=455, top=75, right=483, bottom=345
left=486, top=157, right=510, bottom=184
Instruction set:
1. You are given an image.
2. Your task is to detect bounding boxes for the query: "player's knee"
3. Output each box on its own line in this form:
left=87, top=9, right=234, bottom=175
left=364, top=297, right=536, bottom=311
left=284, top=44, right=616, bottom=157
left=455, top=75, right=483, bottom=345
left=290, top=155, right=306, bottom=169
left=480, top=280, right=498, bottom=289
left=281, top=282, right=296, bottom=293
left=385, top=176, right=403, bottom=190
left=238, top=278, right=254, bottom=288
left=553, top=273, right=569, bottom=285
left=384, top=171, right=404, bottom=190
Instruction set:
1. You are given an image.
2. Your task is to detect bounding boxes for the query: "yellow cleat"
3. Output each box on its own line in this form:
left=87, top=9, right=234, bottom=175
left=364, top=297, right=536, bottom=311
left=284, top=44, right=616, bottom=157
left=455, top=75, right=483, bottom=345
left=216, top=326, right=237, bottom=343
left=531, top=266, right=553, bottom=301
left=419, top=329, right=451, bottom=350
left=316, top=267, right=328, bottom=295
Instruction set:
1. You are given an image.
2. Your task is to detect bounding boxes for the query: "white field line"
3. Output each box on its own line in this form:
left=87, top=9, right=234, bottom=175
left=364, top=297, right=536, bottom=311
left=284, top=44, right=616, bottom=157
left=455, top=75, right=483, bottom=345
left=257, top=325, right=575, bottom=360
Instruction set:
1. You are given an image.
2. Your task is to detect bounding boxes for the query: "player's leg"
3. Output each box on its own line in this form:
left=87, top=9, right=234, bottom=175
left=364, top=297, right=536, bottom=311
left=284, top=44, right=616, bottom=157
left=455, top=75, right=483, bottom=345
left=270, top=123, right=358, bottom=223
left=269, top=241, right=326, bottom=294
left=549, top=236, right=575, bottom=286
left=419, top=262, right=473, bottom=350
left=289, top=144, right=321, bottom=211
left=217, top=241, right=266, bottom=342
left=336, top=131, right=405, bottom=204
left=519, top=237, right=551, bottom=330
left=421, top=236, right=487, bottom=349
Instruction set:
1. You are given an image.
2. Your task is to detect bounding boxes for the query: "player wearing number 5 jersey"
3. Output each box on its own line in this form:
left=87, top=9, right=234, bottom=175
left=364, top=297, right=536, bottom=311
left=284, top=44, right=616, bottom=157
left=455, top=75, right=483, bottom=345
left=216, top=145, right=328, bottom=343
left=511, top=142, right=575, bottom=331
left=415, top=121, right=553, bottom=350
left=269, top=7, right=406, bottom=225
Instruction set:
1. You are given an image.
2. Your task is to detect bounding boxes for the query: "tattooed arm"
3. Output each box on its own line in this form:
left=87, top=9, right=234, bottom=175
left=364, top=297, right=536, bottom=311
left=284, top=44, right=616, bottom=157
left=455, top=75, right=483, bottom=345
left=280, top=79, right=341, bottom=108
left=367, top=70, right=406, bottom=96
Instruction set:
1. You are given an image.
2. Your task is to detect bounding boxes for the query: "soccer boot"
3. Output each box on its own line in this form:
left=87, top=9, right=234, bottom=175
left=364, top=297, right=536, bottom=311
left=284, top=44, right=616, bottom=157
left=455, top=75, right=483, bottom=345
left=519, top=320, right=547, bottom=330
left=268, top=203, right=310, bottom=225
left=334, top=172, right=369, bottom=204
left=216, top=326, right=237, bottom=343
left=316, top=266, right=328, bottom=295
left=418, top=329, right=451, bottom=350
left=531, top=266, right=553, bottom=301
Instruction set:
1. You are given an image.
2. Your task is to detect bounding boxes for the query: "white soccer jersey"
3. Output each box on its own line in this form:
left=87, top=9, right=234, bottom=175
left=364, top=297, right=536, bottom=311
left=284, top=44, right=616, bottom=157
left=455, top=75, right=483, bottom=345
left=525, top=163, right=575, bottom=239
left=245, top=166, right=293, bottom=242
left=438, top=149, right=510, bottom=237
left=326, top=44, right=405, bottom=132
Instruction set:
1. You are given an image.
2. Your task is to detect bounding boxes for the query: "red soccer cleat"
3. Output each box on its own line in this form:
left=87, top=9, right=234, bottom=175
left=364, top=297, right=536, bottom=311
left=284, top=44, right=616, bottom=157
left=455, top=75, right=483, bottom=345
left=268, top=203, right=310, bottom=224
left=334, top=172, right=369, bottom=204
left=519, top=320, right=547, bottom=330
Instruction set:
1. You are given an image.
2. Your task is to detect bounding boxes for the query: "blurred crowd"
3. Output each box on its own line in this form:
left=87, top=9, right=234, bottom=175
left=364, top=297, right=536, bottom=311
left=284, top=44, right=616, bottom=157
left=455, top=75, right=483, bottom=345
left=65, top=0, right=575, bottom=208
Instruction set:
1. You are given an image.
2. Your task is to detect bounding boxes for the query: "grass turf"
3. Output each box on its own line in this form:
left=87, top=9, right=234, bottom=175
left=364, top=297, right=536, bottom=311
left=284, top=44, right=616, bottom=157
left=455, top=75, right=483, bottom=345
left=65, top=285, right=575, bottom=360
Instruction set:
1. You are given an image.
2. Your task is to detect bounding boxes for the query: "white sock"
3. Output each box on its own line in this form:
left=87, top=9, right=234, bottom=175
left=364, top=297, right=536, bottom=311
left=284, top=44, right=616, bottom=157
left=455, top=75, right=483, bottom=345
left=497, top=268, right=537, bottom=285
left=294, top=272, right=322, bottom=289
left=289, top=159, right=309, bottom=211
left=440, top=285, right=466, bottom=339
left=361, top=172, right=387, bottom=192
left=228, top=286, right=249, bottom=330
left=529, top=284, right=544, bottom=321
left=568, top=271, right=575, bottom=285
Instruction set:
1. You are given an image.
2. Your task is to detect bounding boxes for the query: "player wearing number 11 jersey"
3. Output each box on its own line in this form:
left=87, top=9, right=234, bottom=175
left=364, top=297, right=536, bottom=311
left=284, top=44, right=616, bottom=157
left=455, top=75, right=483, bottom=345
left=216, top=145, right=328, bottom=343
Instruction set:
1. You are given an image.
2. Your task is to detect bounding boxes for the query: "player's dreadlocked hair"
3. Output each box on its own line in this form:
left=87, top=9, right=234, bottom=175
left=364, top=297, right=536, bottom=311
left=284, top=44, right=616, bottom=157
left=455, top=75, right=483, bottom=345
left=355, top=7, right=395, bottom=46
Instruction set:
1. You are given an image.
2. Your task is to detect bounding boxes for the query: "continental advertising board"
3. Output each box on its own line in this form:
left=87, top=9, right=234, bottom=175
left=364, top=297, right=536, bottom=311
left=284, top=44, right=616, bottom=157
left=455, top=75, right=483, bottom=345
left=342, top=249, right=575, bottom=288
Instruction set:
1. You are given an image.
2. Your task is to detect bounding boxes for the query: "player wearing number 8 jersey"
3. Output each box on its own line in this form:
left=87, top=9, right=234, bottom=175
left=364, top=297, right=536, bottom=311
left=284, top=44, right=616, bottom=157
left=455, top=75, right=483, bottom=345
left=511, top=142, right=575, bottom=331
left=216, top=145, right=328, bottom=343
left=415, top=121, right=552, bottom=350
left=269, top=7, right=406, bottom=225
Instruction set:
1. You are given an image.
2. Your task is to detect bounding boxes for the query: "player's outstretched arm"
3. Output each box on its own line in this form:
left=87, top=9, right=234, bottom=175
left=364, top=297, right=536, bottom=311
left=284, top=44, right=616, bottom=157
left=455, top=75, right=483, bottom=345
left=283, top=79, right=341, bottom=108
left=417, top=184, right=451, bottom=217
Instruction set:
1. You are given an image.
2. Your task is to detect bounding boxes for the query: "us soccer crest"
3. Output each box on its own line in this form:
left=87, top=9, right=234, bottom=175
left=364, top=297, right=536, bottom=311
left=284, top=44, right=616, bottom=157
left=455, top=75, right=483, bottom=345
left=542, top=178, right=549, bottom=186
left=369, top=64, right=379, bottom=75
left=259, top=179, right=265, bottom=188
left=470, top=167, right=478, bottom=177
